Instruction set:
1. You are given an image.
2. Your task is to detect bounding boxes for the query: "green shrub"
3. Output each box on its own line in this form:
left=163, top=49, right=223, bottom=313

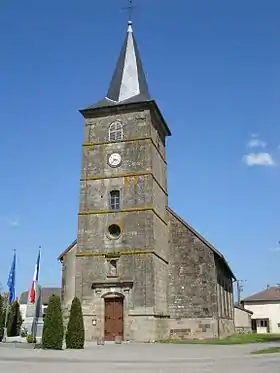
left=7, top=300, right=22, bottom=337
left=65, top=297, right=85, bottom=349
left=42, top=294, right=64, bottom=350
left=26, top=334, right=36, bottom=344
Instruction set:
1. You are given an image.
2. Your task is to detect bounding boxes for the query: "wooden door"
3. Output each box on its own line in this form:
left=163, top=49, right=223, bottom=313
left=104, top=298, right=123, bottom=341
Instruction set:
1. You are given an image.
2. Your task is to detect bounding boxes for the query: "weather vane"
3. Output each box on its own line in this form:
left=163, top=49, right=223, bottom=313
left=123, top=0, right=136, bottom=22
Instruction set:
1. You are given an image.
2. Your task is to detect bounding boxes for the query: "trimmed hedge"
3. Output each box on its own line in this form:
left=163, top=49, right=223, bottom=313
left=7, top=300, right=22, bottom=337
left=42, top=294, right=64, bottom=350
left=66, top=297, right=85, bottom=349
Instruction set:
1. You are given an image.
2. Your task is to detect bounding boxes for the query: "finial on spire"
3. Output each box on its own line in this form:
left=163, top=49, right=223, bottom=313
left=124, top=0, right=136, bottom=25
left=128, top=0, right=133, bottom=22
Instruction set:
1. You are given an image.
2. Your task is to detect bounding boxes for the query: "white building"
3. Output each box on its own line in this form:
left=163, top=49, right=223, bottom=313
left=241, top=286, right=280, bottom=334
left=234, top=305, right=253, bottom=333
left=19, top=287, right=61, bottom=321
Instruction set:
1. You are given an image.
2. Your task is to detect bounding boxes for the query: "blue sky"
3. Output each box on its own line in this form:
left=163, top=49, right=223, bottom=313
left=0, top=0, right=279, bottom=299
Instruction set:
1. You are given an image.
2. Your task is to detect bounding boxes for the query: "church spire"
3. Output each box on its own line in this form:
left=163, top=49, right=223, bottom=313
left=80, top=16, right=171, bottom=134
left=81, top=17, right=157, bottom=112
left=105, top=20, right=150, bottom=104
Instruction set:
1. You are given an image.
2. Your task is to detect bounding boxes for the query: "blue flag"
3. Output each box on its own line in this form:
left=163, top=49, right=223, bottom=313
left=7, top=251, right=16, bottom=305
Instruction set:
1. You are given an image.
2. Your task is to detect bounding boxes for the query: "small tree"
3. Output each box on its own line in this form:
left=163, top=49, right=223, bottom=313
left=42, top=294, right=64, bottom=350
left=0, top=294, right=4, bottom=341
left=7, top=300, right=22, bottom=337
left=66, top=297, right=85, bottom=349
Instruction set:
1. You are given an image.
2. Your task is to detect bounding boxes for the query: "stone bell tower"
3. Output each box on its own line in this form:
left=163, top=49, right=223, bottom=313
left=75, top=20, right=171, bottom=342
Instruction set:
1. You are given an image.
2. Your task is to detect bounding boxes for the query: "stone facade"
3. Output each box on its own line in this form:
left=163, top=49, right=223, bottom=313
left=58, top=103, right=235, bottom=341
left=167, top=208, right=234, bottom=339
left=71, top=103, right=170, bottom=342
left=58, top=21, right=236, bottom=342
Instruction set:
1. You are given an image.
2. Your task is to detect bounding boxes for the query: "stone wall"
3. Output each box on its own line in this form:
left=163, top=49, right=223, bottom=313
left=167, top=208, right=235, bottom=339
left=61, top=243, right=77, bottom=318
left=215, top=260, right=235, bottom=336
left=61, top=203, right=235, bottom=341
left=59, top=101, right=236, bottom=342
left=74, top=104, right=170, bottom=341
left=167, top=209, right=218, bottom=320
left=168, top=318, right=218, bottom=339
left=218, top=318, right=235, bottom=337
left=235, top=326, right=252, bottom=334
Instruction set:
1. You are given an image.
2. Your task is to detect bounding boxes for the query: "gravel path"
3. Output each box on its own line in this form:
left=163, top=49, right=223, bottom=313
left=0, top=342, right=279, bottom=372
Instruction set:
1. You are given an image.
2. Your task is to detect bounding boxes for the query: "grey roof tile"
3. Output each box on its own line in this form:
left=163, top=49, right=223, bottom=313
left=243, top=286, right=280, bottom=302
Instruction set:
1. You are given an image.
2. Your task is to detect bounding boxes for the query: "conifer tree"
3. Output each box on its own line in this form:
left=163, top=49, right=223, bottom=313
left=42, top=294, right=64, bottom=350
left=0, top=294, right=4, bottom=341
left=65, top=297, right=85, bottom=349
left=6, top=300, right=22, bottom=337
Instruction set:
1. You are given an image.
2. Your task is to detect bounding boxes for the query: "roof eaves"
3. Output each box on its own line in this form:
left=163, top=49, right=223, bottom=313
left=57, top=239, right=77, bottom=261
left=243, top=297, right=280, bottom=302
left=79, top=99, right=171, bottom=137
left=234, top=304, right=253, bottom=314
left=242, top=287, right=280, bottom=302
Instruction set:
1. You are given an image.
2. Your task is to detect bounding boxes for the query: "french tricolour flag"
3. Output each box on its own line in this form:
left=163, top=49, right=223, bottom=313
left=29, top=249, right=41, bottom=304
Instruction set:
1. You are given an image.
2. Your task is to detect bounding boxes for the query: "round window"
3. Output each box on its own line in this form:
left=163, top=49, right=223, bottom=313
left=108, top=224, right=121, bottom=238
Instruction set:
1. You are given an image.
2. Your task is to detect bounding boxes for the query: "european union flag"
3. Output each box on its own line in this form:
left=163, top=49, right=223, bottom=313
left=7, top=251, right=16, bottom=305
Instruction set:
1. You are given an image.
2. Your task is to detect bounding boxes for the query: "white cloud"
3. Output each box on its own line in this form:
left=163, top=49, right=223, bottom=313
left=268, top=247, right=280, bottom=253
left=247, top=138, right=267, bottom=148
left=9, top=218, right=20, bottom=228
left=243, top=152, right=276, bottom=166
left=0, top=216, right=20, bottom=228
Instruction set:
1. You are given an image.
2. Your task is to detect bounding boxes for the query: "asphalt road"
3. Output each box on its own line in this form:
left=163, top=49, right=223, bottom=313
left=0, top=342, right=279, bottom=372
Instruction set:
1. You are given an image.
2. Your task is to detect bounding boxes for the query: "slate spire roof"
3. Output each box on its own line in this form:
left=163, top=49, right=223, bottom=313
left=106, top=20, right=150, bottom=103
left=84, top=21, right=151, bottom=111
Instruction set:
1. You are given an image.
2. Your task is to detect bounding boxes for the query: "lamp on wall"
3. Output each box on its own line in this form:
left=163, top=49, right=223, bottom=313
left=92, top=319, right=97, bottom=326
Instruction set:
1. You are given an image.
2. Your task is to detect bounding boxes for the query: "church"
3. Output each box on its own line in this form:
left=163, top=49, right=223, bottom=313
left=58, top=19, right=236, bottom=342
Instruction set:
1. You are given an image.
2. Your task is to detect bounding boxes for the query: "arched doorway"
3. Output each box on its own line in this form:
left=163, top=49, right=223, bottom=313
left=104, top=295, right=124, bottom=341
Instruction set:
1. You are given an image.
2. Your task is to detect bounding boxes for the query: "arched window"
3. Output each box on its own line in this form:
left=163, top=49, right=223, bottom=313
left=109, top=190, right=120, bottom=210
left=109, top=121, right=123, bottom=141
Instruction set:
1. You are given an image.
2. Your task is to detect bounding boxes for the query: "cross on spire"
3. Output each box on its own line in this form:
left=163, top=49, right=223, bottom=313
left=123, top=0, right=136, bottom=23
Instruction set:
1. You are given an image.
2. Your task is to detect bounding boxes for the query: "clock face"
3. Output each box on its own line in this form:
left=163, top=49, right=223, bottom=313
left=108, top=153, right=122, bottom=167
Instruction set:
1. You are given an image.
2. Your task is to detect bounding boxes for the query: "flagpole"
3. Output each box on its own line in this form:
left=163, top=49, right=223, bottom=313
left=31, top=246, right=41, bottom=342
left=3, top=249, right=16, bottom=342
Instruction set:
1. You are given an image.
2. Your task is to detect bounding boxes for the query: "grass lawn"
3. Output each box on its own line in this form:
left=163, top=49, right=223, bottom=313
left=158, top=333, right=280, bottom=345
left=251, top=346, right=280, bottom=355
